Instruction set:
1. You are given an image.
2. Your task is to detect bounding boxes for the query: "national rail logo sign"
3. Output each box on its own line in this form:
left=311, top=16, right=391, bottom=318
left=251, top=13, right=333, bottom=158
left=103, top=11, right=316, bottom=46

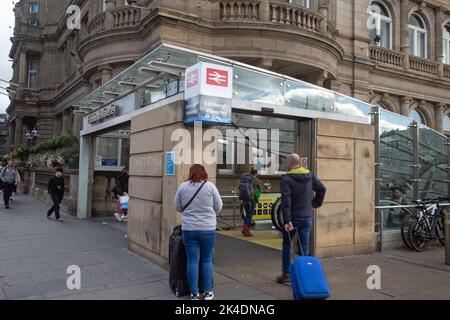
left=184, top=62, right=233, bottom=125
left=206, top=68, right=229, bottom=87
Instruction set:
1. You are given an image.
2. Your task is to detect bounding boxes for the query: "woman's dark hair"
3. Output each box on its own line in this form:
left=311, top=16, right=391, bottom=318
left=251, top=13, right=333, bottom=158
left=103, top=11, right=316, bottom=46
left=188, top=164, right=208, bottom=183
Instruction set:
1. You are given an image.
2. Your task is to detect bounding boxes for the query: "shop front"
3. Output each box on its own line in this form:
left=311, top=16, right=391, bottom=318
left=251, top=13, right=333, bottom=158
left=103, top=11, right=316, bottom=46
left=73, top=44, right=448, bottom=270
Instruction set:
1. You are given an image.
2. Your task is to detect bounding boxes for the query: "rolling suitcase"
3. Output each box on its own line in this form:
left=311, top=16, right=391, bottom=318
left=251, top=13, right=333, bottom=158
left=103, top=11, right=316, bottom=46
left=289, top=229, right=330, bottom=300
left=168, top=225, right=212, bottom=297
left=169, top=225, right=190, bottom=297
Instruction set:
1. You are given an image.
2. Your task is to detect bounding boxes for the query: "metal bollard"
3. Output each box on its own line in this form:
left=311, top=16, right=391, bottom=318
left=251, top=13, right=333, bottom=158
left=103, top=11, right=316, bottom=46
left=446, top=212, right=450, bottom=266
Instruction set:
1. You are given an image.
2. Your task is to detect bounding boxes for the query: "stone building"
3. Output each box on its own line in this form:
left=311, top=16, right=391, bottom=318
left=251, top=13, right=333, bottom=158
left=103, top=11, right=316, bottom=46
left=6, top=0, right=450, bottom=149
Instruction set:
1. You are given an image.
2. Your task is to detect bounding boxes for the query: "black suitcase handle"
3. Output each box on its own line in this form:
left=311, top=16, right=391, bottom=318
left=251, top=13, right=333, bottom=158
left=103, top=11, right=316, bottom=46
left=287, top=228, right=304, bottom=263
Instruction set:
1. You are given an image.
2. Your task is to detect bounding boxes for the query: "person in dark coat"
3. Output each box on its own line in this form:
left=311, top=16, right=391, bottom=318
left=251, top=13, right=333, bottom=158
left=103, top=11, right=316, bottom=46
left=276, top=153, right=326, bottom=284
left=113, top=167, right=129, bottom=199
left=46, top=167, right=65, bottom=222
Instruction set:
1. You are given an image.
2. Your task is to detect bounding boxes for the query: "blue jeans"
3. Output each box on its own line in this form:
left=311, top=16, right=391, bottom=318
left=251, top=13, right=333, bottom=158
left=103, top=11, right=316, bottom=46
left=282, top=216, right=313, bottom=274
left=243, top=202, right=256, bottom=225
left=182, top=230, right=216, bottom=294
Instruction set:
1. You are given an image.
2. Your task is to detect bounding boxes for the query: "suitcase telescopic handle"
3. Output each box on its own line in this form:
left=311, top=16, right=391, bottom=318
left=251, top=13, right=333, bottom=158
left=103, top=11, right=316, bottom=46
left=287, top=228, right=304, bottom=262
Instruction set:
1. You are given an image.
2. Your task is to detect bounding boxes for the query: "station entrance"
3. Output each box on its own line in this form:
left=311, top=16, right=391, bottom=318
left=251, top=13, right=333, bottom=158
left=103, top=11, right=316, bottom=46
left=215, top=111, right=315, bottom=255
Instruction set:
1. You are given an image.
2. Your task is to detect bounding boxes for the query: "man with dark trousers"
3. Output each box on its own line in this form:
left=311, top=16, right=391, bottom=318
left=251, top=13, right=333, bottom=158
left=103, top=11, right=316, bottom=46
left=0, top=159, right=21, bottom=209
left=277, top=153, right=326, bottom=284
left=47, top=167, right=65, bottom=222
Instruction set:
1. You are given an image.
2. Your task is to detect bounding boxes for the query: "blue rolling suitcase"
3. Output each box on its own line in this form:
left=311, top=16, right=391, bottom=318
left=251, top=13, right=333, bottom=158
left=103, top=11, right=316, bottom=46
left=289, top=230, right=330, bottom=300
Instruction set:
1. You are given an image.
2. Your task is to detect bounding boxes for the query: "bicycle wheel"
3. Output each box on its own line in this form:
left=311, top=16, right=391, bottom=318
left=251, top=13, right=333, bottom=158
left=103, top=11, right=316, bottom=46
left=436, top=216, right=446, bottom=246
left=408, top=220, right=428, bottom=252
left=271, top=198, right=282, bottom=231
left=400, top=213, right=415, bottom=250
left=276, top=202, right=285, bottom=231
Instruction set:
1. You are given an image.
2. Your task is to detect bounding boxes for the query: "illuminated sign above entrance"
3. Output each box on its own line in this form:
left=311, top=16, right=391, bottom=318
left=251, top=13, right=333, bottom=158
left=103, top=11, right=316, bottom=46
left=184, top=62, right=233, bottom=125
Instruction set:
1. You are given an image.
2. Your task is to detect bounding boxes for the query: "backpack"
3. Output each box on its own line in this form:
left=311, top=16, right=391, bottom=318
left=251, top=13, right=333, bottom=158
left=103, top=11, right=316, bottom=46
left=239, top=173, right=255, bottom=202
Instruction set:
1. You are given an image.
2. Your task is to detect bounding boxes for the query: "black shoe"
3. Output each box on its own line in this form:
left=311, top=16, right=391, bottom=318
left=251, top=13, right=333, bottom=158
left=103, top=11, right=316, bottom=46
left=276, top=273, right=291, bottom=284
left=46, top=215, right=52, bottom=220
left=4, top=205, right=10, bottom=209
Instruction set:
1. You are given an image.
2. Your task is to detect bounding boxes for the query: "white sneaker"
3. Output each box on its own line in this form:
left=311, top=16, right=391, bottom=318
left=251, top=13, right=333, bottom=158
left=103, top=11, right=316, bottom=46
left=203, top=291, right=214, bottom=300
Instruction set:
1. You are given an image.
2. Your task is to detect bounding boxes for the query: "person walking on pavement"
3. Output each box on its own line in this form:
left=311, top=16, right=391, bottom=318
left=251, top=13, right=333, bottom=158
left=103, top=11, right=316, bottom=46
left=239, top=166, right=259, bottom=237
left=0, top=159, right=21, bottom=209
left=46, top=167, right=65, bottom=222
left=277, top=153, right=326, bottom=284
left=174, top=164, right=223, bottom=301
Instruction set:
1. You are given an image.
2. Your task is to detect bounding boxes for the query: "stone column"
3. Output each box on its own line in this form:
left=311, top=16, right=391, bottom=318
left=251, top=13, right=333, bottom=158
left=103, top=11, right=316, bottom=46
left=260, top=0, right=271, bottom=22
left=400, top=0, right=410, bottom=70
left=72, top=110, right=84, bottom=137
left=61, top=110, right=69, bottom=135
left=99, top=65, right=114, bottom=84
left=436, top=7, right=445, bottom=77
left=400, top=96, right=412, bottom=117
left=318, top=0, right=329, bottom=34
left=7, top=122, right=15, bottom=151
left=18, top=52, right=27, bottom=87
left=104, top=0, right=116, bottom=29
left=14, top=116, right=23, bottom=146
left=434, top=103, right=445, bottom=133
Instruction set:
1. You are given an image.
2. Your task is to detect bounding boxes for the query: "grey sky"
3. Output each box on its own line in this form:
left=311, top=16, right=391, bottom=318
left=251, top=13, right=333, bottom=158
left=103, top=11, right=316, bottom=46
left=0, top=1, right=17, bottom=114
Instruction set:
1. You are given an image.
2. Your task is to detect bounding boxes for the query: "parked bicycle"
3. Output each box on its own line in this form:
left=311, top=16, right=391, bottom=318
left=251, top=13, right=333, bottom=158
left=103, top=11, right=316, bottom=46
left=407, top=197, right=448, bottom=252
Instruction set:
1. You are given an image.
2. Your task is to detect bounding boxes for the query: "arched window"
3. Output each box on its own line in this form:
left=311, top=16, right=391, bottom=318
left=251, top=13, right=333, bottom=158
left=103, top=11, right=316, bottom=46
left=444, top=25, right=450, bottom=65
left=444, top=115, right=450, bottom=131
left=369, top=1, right=393, bottom=49
left=410, top=109, right=426, bottom=125
left=409, top=13, right=427, bottom=58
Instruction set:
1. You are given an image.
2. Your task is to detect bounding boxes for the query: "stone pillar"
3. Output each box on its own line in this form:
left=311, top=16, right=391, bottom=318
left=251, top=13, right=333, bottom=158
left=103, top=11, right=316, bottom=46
left=62, top=110, right=69, bottom=135
left=435, top=7, right=445, bottom=77
left=255, top=58, right=273, bottom=70
left=260, top=0, right=271, bottom=22
left=104, top=0, right=116, bottom=29
left=72, top=111, right=84, bottom=137
left=400, top=96, right=412, bottom=117
left=18, top=52, right=27, bottom=87
left=7, top=122, right=15, bottom=151
left=435, top=103, right=445, bottom=133
left=400, top=0, right=410, bottom=70
left=318, top=0, right=329, bottom=33
left=77, top=135, right=94, bottom=219
left=14, top=116, right=23, bottom=146
left=99, top=65, right=114, bottom=84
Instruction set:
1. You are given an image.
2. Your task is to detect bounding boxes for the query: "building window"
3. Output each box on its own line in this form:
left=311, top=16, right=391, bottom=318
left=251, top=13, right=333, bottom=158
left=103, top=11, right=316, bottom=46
left=369, top=1, right=392, bottom=49
left=29, top=2, right=39, bottom=27
left=410, top=109, right=426, bottom=125
left=409, top=13, right=427, bottom=58
left=444, top=116, right=450, bottom=131
left=444, top=25, right=450, bottom=65
left=27, top=58, right=39, bottom=89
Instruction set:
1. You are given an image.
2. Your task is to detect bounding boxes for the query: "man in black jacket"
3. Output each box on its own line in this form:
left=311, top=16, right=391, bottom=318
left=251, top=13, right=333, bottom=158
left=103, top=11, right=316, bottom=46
left=277, top=154, right=326, bottom=284
left=46, top=167, right=65, bottom=222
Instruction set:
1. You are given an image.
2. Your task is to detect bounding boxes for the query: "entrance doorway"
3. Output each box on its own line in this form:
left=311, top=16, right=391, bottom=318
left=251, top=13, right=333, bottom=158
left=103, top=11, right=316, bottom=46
left=92, top=126, right=131, bottom=218
left=215, top=111, right=315, bottom=253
